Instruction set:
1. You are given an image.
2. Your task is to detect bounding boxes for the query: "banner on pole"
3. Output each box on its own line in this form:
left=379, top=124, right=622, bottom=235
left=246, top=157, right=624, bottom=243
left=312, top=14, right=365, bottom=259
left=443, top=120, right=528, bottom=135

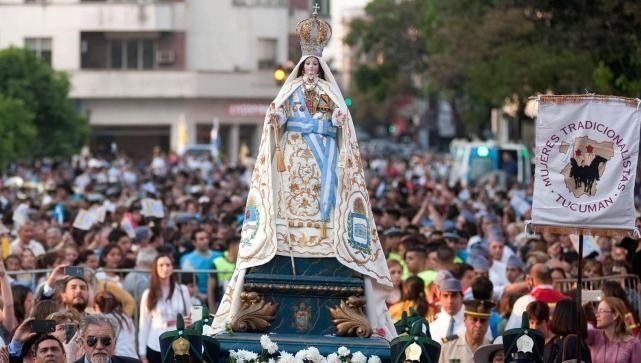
left=531, top=95, right=640, bottom=237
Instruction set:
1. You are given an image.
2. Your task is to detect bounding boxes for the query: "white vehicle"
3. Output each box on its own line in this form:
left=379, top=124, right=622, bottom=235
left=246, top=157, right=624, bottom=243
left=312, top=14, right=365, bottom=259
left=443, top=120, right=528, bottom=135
left=448, top=139, right=532, bottom=187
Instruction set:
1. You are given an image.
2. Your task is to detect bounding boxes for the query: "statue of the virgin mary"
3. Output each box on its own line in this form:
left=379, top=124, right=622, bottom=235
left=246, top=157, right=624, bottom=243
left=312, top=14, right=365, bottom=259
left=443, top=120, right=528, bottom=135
left=211, top=13, right=396, bottom=340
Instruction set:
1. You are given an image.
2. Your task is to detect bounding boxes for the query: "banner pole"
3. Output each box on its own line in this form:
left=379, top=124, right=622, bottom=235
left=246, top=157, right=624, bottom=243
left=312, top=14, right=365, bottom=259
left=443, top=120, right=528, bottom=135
left=576, top=232, right=584, bottom=362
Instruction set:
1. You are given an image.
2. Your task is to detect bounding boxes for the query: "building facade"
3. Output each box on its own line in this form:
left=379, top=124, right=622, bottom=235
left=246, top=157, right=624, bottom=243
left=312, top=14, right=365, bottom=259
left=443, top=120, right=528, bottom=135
left=0, top=0, right=314, bottom=162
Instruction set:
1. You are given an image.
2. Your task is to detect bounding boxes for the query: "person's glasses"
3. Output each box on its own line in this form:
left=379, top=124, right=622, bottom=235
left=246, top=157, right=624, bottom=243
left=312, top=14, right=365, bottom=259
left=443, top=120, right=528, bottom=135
left=596, top=310, right=613, bottom=315
left=86, top=336, right=112, bottom=347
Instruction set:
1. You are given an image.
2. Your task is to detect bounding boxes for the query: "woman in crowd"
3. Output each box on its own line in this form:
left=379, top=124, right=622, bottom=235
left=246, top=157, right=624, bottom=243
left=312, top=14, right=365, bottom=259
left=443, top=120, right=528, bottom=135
left=546, top=299, right=591, bottom=363
left=138, top=254, right=191, bottom=363
left=16, top=248, right=37, bottom=289
left=586, top=297, right=641, bottom=363
left=601, top=281, right=640, bottom=336
left=388, top=275, right=429, bottom=321
left=526, top=300, right=553, bottom=361
left=10, top=284, right=33, bottom=326
left=95, top=243, right=124, bottom=287
left=95, top=290, right=137, bottom=359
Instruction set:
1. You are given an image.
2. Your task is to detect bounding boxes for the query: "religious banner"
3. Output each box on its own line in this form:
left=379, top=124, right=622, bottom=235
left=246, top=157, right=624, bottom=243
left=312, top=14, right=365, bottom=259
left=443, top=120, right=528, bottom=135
left=531, top=95, right=640, bottom=237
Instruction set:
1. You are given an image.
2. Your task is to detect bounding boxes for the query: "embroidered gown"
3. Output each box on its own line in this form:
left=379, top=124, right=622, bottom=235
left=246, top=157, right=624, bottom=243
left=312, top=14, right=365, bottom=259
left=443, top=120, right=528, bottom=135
left=272, top=82, right=342, bottom=257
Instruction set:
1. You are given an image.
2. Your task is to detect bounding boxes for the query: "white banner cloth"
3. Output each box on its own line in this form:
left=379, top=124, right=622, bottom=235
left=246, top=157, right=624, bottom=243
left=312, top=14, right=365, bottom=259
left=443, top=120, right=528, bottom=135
left=531, top=95, right=640, bottom=235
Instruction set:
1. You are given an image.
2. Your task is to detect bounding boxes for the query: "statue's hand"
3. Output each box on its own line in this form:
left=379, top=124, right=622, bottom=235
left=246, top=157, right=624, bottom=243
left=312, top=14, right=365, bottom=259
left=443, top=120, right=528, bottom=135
left=332, top=108, right=346, bottom=127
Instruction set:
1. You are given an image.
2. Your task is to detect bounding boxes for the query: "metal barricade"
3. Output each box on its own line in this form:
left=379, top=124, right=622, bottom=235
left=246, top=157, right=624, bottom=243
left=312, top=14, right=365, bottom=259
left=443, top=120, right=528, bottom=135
left=554, top=274, right=641, bottom=315
left=4, top=268, right=233, bottom=293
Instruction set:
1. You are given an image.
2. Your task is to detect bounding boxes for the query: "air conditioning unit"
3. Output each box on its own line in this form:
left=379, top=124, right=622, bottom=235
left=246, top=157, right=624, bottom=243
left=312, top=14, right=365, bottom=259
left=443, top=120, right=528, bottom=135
left=157, top=50, right=175, bottom=65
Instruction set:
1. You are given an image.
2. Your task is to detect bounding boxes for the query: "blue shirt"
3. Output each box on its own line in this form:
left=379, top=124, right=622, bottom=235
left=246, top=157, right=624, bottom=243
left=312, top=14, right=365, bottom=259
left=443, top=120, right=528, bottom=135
left=180, top=250, right=222, bottom=293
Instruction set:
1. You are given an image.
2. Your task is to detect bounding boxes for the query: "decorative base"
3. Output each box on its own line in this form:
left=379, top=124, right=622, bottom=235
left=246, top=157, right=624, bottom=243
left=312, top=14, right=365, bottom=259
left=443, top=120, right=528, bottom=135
left=242, top=256, right=366, bottom=336
left=213, top=333, right=391, bottom=362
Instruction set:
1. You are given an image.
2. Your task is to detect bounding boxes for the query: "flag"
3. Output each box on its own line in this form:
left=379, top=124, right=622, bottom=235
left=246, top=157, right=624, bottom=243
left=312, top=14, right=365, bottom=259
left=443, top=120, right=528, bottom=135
left=531, top=95, right=640, bottom=237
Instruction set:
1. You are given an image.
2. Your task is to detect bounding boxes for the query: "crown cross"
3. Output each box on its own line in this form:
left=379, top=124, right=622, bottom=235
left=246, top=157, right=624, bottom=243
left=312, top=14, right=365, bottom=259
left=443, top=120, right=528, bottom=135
left=312, top=2, right=321, bottom=15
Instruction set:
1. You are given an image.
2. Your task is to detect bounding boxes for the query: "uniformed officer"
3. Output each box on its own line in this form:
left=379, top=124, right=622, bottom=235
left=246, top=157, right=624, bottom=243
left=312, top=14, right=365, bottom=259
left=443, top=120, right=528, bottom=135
left=439, top=299, right=494, bottom=363
left=429, top=277, right=464, bottom=343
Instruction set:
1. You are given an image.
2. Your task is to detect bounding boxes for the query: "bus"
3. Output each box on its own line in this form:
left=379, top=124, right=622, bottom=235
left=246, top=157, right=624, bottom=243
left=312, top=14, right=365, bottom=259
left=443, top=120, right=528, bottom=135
left=448, top=139, right=532, bottom=187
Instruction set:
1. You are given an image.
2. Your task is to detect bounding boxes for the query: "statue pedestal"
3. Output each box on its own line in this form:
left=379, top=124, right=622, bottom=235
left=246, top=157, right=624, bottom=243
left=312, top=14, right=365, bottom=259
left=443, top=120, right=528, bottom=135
left=212, top=256, right=391, bottom=361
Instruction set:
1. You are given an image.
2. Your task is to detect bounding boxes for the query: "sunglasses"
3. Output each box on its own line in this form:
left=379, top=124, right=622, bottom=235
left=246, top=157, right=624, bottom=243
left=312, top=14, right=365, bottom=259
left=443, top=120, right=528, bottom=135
left=86, top=336, right=112, bottom=347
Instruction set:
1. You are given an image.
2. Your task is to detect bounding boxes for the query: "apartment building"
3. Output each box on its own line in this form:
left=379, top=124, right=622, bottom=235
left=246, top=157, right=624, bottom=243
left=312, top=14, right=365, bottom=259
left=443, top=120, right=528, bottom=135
left=0, top=0, right=319, bottom=162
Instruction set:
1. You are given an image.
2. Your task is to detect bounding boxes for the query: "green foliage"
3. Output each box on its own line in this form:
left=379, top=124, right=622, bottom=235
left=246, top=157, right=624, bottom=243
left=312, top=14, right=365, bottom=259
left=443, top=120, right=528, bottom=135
left=0, top=95, right=37, bottom=169
left=0, top=47, right=89, bottom=160
left=345, top=0, right=429, bottom=127
left=347, top=0, right=641, bottom=130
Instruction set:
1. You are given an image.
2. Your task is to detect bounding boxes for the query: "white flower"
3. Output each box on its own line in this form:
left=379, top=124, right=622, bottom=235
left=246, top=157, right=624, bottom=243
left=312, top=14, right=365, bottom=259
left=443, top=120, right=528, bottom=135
left=326, top=353, right=341, bottom=363
left=268, top=342, right=279, bottom=354
left=367, top=356, right=382, bottom=363
left=306, top=347, right=323, bottom=362
left=260, top=335, right=273, bottom=349
left=279, top=351, right=296, bottom=363
left=295, top=349, right=307, bottom=361
left=230, top=350, right=238, bottom=362
left=337, top=346, right=350, bottom=357
left=351, top=352, right=366, bottom=363
left=236, top=349, right=258, bottom=362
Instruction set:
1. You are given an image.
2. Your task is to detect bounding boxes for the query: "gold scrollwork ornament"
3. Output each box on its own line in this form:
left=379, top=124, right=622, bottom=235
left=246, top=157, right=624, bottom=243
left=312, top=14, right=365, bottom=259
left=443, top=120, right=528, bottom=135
left=230, top=292, right=279, bottom=332
left=328, top=296, right=372, bottom=338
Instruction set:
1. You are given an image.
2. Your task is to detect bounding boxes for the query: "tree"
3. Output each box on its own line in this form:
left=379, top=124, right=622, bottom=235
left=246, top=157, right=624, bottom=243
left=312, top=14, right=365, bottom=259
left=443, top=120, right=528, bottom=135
left=0, top=47, right=89, bottom=159
left=345, top=0, right=429, bottom=128
left=0, top=96, right=36, bottom=169
left=425, top=0, right=641, bottom=127
left=347, top=1, right=641, bottom=134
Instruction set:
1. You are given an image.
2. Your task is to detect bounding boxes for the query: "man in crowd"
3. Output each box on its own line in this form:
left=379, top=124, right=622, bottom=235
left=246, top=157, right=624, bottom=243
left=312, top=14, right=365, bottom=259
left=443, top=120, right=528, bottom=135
left=33, top=335, right=66, bottom=363
left=429, top=277, right=464, bottom=343
left=10, top=222, right=45, bottom=256
left=75, top=314, right=140, bottom=363
left=180, top=228, right=221, bottom=306
left=506, top=262, right=568, bottom=330
left=439, top=299, right=494, bottom=363
left=40, top=265, right=90, bottom=314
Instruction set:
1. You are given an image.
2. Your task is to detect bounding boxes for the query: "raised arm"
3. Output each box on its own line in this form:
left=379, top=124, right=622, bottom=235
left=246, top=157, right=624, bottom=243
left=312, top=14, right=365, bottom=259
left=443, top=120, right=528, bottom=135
left=0, top=260, right=16, bottom=332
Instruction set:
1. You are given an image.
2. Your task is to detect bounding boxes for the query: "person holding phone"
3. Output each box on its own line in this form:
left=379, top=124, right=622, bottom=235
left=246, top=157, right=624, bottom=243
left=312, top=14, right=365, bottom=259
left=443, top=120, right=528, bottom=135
left=138, top=254, right=191, bottom=363
left=40, top=265, right=90, bottom=314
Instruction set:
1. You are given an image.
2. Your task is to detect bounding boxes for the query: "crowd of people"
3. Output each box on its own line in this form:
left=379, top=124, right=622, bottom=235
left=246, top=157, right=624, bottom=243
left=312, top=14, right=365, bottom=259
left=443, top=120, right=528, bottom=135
left=0, top=144, right=639, bottom=362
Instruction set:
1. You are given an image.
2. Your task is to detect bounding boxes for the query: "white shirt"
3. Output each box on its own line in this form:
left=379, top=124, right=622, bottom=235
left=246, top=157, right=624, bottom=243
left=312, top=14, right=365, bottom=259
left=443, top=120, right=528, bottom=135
left=431, top=307, right=494, bottom=342
left=111, top=314, right=138, bottom=359
left=489, top=260, right=509, bottom=288
left=505, top=292, right=535, bottom=330
left=10, top=238, right=45, bottom=256
left=138, top=284, right=192, bottom=355
left=430, top=308, right=465, bottom=343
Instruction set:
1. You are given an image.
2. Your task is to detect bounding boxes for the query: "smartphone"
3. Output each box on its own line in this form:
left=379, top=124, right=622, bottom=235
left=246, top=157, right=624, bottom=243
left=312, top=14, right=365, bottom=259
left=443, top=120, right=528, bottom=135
left=64, top=266, right=85, bottom=278
left=31, top=320, right=56, bottom=333
left=190, top=305, right=203, bottom=321
left=64, top=324, right=77, bottom=344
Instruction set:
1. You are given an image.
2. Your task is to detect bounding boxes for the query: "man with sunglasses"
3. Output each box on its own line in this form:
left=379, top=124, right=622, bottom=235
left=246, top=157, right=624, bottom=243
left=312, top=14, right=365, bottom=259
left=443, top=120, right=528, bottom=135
left=75, top=314, right=139, bottom=363
left=439, top=299, right=494, bottom=363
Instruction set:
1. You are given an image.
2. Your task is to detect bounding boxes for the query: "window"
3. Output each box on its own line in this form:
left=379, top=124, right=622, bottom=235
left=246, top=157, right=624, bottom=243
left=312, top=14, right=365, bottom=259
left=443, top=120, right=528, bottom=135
left=257, top=38, right=277, bottom=69
left=24, top=38, right=52, bottom=65
left=108, top=39, right=156, bottom=70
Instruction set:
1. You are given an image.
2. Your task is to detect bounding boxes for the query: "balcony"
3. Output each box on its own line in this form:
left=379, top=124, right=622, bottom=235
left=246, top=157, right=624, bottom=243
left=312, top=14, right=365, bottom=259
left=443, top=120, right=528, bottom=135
left=69, top=70, right=282, bottom=99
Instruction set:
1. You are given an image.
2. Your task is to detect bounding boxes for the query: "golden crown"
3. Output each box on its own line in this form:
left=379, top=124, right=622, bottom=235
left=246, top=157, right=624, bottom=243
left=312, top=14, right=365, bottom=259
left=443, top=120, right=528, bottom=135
left=296, top=15, right=332, bottom=57
left=172, top=336, right=190, bottom=356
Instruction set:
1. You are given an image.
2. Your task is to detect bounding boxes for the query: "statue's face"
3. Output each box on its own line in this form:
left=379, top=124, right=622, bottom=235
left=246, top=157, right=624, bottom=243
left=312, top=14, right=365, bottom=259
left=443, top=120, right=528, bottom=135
left=303, top=57, right=320, bottom=76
